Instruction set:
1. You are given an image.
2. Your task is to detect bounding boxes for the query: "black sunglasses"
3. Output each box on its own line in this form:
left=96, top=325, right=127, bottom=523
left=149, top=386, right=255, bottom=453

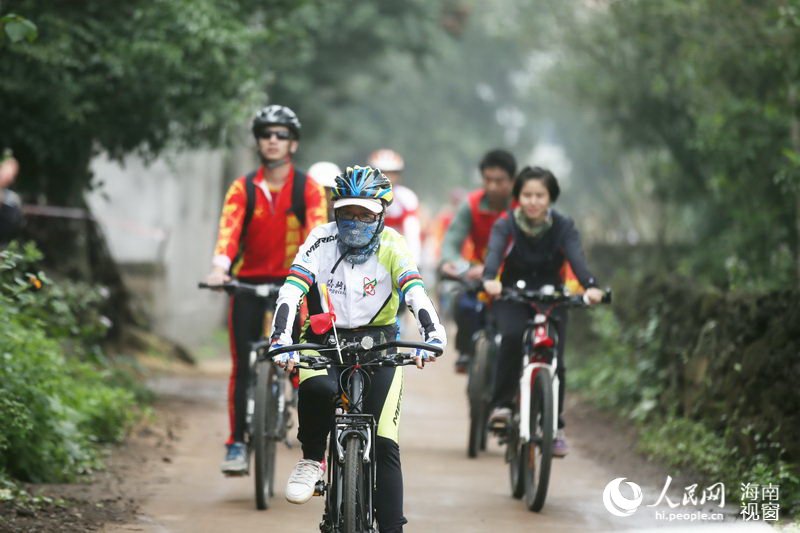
left=257, top=129, right=292, bottom=141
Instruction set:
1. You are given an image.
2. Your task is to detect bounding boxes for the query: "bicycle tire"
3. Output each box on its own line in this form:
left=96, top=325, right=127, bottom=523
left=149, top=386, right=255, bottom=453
left=254, top=361, right=278, bottom=510
left=467, top=332, right=491, bottom=458
left=342, top=434, right=367, bottom=533
left=523, top=368, right=553, bottom=512
left=508, top=412, right=525, bottom=499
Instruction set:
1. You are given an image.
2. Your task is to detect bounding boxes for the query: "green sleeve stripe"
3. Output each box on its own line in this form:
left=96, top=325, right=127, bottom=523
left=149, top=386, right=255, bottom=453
left=286, top=278, right=310, bottom=294
left=401, top=279, right=424, bottom=295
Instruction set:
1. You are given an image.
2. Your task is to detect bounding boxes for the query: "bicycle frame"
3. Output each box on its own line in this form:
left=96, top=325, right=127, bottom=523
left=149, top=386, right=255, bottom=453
left=518, top=306, right=560, bottom=442
left=267, top=339, right=441, bottom=532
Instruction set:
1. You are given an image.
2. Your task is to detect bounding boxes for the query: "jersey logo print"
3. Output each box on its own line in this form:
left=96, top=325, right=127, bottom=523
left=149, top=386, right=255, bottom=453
left=363, top=277, right=377, bottom=296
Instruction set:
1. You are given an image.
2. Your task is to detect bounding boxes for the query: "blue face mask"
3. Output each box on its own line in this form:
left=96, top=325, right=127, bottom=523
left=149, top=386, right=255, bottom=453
left=337, top=219, right=379, bottom=248
left=336, top=218, right=382, bottom=265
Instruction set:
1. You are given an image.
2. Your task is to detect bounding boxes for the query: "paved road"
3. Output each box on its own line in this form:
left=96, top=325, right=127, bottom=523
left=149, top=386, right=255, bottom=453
left=106, top=355, right=769, bottom=533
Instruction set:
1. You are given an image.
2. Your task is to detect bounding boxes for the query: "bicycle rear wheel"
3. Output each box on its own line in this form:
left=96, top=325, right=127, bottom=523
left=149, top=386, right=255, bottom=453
left=467, top=332, right=492, bottom=458
left=342, top=434, right=368, bottom=533
left=254, top=361, right=278, bottom=510
left=523, top=368, right=553, bottom=512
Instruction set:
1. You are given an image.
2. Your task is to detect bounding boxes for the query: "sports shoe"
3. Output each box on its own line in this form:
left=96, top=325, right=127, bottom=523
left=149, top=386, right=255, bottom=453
left=286, top=458, right=325, bottom=504
left=488, top=406, right=511, bottom=429
left=553, top=429, right=569, bottom=458
left=221, top=442, right=248, bottom=475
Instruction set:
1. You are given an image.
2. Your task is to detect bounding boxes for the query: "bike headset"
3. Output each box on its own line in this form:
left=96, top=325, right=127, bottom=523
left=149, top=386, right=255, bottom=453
left=329, top=165, right=394, bottom=274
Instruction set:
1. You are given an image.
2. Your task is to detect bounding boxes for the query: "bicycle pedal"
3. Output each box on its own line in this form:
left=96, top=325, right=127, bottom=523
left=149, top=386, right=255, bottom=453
left=488, top=423, right=507, bottom=434
left=313, top=481, right=326, bottom=496
left=223, top=470, right=248, bottom=478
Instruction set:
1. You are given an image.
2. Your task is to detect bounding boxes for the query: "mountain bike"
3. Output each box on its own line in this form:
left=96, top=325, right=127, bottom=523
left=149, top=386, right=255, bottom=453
left=198, top=280, right=290, bottom=510
left=442, top=274, right=497, bottom=459
left=497, top=282, right=610, bottom=512
left=263, top=336, right=443, bottom=533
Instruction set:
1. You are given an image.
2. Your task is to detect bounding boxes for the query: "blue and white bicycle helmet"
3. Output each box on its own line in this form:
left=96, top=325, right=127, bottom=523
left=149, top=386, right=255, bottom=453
left=332, top=166, right=394, bottom=212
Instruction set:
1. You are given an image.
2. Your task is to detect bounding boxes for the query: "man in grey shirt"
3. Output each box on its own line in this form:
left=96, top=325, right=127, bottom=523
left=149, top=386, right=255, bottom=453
left=439, top=149, right=516, bottom=372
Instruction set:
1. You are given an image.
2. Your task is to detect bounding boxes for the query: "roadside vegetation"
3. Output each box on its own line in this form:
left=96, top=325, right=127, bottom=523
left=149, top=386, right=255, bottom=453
left=0, top=242, right=146, bottom=496
left=572, top=269, right=800, bottom=517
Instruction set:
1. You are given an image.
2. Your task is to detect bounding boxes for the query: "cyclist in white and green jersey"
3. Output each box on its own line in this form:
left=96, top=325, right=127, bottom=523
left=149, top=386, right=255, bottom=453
left=270, top=165, right=446, bottom=533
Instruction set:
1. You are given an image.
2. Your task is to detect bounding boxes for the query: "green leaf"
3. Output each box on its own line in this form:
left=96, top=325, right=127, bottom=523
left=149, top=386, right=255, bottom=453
left=2, top=14, right=38, bottom=43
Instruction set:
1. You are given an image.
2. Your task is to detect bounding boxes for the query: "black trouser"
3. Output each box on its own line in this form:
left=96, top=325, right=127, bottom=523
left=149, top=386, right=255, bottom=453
left=298, top=364, right=406, bottom=533
left=490, top=300, right=568, bottom=429
left=227, top=290, right=269, bottom=444
left=227, top=279, right=298, bottom=444
left=453, top=290, right=483, bottom=358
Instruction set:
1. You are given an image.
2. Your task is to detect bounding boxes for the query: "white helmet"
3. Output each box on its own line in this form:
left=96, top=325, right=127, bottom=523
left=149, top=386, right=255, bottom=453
left=368, top=149, right=404, bottom=172
left=308, top=161, right=342, bottom=189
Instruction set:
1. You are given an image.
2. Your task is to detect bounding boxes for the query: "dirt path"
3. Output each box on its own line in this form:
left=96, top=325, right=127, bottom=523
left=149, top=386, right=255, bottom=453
left=103, top=356, right=770, bottom=533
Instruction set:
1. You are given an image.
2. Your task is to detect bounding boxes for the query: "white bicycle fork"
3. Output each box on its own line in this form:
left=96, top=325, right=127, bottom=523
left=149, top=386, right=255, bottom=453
left=518, top=356, right=559, bottom=442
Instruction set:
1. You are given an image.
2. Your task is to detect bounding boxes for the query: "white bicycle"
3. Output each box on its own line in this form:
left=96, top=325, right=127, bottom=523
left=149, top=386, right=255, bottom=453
left=501, top=282, right=611, bottom=511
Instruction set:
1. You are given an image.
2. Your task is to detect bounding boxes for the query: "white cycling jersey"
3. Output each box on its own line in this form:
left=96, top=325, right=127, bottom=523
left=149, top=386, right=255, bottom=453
left=271, top=222, right=447, bottom=346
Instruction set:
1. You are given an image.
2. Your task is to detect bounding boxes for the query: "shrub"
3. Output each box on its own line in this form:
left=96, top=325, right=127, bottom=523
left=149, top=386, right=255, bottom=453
left=0, top=242, right=139, bottom=482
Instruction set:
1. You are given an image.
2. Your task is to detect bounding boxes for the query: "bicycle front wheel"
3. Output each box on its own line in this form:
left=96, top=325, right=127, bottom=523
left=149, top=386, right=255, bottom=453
left=523, top=368, right=553, bottom=512
left=342, top=434, right=368, bottom=533
left=254, top=361, right=278, bottom=510
left=467, top=332, right=492, bottom=458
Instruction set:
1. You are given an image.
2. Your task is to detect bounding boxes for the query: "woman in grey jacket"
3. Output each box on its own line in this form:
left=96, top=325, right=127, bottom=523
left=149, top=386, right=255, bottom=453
left=482, top=166, right=604, bottom=457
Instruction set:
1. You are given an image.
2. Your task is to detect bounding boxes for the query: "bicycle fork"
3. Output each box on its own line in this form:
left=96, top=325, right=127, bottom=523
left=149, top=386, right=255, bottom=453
left=518, top=358, right=559, bottom=442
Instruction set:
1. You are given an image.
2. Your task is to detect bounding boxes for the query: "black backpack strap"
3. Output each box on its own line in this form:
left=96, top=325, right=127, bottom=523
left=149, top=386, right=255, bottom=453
left=230, top=170, right=258, bottom=275
left=288, top=168, right=307, bottom=227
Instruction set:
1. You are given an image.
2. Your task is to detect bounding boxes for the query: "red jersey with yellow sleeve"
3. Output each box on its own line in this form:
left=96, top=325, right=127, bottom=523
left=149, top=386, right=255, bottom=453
left=212, top=165, right=327, bottom=280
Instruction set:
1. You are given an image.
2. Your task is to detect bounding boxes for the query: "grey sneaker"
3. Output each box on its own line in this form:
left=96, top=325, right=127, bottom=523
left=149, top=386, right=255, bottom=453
left=488, top=407, right=511, bottom=429
left=221, top=442, right=248, bottom=475
left=286, top=459, right=325, bottom=504
left=553, top=429, right=569, bottom=458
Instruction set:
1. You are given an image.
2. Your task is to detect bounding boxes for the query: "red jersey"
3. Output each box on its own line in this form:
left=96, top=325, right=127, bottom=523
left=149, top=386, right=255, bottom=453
left=465, top=189, right=510, bottom=262
left=212, top=165, right=327, bottom=280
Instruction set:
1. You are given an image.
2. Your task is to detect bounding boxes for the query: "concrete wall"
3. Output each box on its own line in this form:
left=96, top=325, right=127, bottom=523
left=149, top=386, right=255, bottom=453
left=87, top=147, right=256, bottom=348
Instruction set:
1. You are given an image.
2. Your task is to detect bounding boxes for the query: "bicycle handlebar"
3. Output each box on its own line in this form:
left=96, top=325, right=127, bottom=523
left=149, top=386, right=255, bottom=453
left=260, top=339, right=444, bottom=369
left=501, top=287, right=612, bottom=306
left=197, top=280, right=281, bottom=298
left=264, top=339, right=444, bottom=357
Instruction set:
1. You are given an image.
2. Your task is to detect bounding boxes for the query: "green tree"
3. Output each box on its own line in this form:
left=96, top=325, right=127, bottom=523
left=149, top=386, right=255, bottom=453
left=1, top=0, right=309, bottom=205
left=296, top=1, right=543, bottom=200
left=548, top=0, right=800, bottom=287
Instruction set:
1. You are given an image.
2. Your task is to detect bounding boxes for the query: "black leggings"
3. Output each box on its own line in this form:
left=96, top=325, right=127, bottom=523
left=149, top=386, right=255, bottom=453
left=490, top=300, right=568, bottom=429
left=227, top=280, right=298, bottom=444
left=227, top=290, right=269, bottom=444
left=298, top=366, right=406, bottom=533
left=453, top=290, right=483, bottom=357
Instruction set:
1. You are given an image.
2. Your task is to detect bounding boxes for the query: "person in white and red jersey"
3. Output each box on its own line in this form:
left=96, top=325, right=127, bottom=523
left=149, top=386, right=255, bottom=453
left=308, top=160, right=341, bottom=222
left=367, top=149, right=421, bottom=265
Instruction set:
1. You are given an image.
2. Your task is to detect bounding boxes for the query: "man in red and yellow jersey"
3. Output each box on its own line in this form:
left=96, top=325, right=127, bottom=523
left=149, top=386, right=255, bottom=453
left=206, top=105, right=327, bottom=475
left=439, top=149, right=516, bottom=373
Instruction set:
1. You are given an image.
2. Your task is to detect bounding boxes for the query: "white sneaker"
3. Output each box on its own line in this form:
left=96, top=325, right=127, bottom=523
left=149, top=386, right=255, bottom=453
left=286, top=459, right=324, bottom=504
